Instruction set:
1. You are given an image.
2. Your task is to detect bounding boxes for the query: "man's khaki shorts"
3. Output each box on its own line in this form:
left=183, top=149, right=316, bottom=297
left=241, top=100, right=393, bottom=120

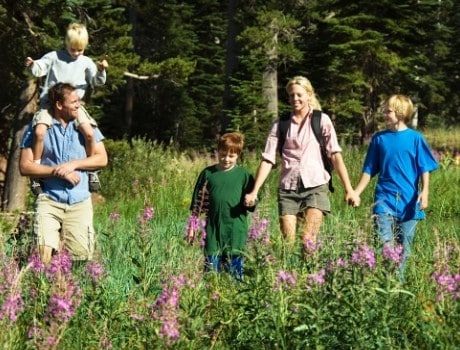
left=33, top=196, right=95, bottom=260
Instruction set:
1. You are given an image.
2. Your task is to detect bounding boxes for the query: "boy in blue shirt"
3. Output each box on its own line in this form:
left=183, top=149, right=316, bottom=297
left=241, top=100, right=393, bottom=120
left=352, top=94, right=438, bottom=277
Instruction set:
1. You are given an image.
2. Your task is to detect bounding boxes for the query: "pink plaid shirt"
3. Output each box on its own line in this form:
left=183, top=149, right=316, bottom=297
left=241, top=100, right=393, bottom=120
left=261, top=110, right=342, bottom=190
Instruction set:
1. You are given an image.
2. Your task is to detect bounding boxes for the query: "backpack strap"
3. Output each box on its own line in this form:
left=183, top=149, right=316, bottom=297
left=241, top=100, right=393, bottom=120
left=311, top=110, right=323, bottom=146
left=311, top=110, right=335, bottom=193
left=277, top=112, right=291, bottom=156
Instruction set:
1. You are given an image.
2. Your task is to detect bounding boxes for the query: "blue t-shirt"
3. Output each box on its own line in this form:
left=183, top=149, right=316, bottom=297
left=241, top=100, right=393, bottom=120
left=21, top=119, right=105, bottom=204
left=362, top=128, right=438, bottom=220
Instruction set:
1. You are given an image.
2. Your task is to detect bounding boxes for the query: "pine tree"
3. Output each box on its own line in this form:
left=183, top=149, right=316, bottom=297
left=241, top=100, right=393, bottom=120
left=229, top=1, right=304, bottom=149
left=289, top=0, right=453, bottom=140
left=123, top=0, right=225, bottom=149
left=0, top=0, right=136, bottom=210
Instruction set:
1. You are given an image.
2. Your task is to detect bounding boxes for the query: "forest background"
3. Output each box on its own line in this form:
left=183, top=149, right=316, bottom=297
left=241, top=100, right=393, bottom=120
left=0, top=0, right=459, bottom=211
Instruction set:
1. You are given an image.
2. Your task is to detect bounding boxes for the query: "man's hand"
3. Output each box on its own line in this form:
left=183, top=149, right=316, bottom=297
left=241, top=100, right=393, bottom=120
left=53, top=161, right=77, bottom=177
left=62, top=171, right=81, bottom=186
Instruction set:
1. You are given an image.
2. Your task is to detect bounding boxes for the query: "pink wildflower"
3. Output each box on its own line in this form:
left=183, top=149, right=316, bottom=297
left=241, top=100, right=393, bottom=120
left=84, top=261, right=108, bottom=283
left=382, top=243, right=404, bottom=265
left=304, top=237, right=322, bottom=256
left=46, top=250, right=73, bottom=279
left=248, top=214, right=270, bottom=241
left=185, top=215, right=206, bottom=246
left=151, top=287, right=181, bottom=344
left=1, top=256, right=20, bottom=286
left=274, top=270, right=297, bottom=291
left=326, top=257, right=347, bottom=272
left=0, top=291, right=24, bottom=323
left=28, top=251, right=46, bottom=273
left=431, top=269, right=460, bottom=301
left=307, top=268, right=326, bottom=290
left=138, top=206, right=154, bottom=223
left=109, top=212, right=120, bottom=221
left=351, top=244, right=376, bottom=269
left=100, top=337, right=113, bottom=349
left=46, top=280, right=82, bottom=322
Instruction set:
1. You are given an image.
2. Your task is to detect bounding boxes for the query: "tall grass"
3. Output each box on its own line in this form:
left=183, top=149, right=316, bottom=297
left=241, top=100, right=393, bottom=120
left=0, top=137, right=458, bottom=349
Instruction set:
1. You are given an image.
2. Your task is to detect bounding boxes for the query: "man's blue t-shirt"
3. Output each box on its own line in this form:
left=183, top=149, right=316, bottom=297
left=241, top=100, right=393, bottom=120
left=21, top=119, right=104, bottom=204
left=362, top=128, right=438, bottom=220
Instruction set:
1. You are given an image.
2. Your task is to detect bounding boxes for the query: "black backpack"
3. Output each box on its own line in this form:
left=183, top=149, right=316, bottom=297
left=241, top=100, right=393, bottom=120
left=277, top=110, right=334, bottom=192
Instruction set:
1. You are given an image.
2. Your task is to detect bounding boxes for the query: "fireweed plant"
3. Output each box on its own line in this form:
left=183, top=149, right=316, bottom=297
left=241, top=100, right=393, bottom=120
left=0, top=137, right=458, bottom=348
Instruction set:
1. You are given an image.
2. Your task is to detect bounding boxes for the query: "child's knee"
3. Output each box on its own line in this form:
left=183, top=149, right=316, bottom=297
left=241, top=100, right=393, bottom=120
left=34, top=124, right=48, bottom=141
left=79, top=124, right=96, bottom=142
left=85, top=132, right=96, bottom=143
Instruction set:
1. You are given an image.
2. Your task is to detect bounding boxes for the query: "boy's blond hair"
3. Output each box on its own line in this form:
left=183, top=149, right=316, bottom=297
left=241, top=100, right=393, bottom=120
left=385, top=94, right=414, bottom=124
left=65, top=23, right=89, bottom=50
left=218, top=132, right=244, bottom=155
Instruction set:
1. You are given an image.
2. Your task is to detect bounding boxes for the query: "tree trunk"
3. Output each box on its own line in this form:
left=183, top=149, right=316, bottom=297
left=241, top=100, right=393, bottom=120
left=125, top=76, right=134, bottom=139
left=124, top=6, right=137, bottom=141
left=262, top=66, right=278, bottom=119
left=221, top=0, right=239, bottom=132
left=2, top=79, right=38, bottom=212
left=262, top=28, right=278, bottom=119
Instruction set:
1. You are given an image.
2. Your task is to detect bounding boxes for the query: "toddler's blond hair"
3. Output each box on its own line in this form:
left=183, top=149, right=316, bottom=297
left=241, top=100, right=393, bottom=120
left=65, top=23, right=89, bottom=50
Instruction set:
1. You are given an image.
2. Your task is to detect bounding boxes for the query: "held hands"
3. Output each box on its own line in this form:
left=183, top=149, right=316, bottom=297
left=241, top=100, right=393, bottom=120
left=345, top=190, right=361, bottom=208
left=244, top=192, right=258, bottom=207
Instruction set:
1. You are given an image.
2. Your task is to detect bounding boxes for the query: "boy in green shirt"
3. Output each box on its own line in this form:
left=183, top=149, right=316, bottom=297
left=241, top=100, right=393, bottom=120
left=187, top=132, right=255, bottom=280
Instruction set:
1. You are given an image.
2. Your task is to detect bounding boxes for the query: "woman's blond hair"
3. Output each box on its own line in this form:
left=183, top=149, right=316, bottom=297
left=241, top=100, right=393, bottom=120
left=285, top=76, right=322, bottom=110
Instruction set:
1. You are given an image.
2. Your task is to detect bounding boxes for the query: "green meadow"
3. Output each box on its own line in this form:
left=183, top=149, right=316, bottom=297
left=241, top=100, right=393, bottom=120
left=0, top=130, right=459, bottom=349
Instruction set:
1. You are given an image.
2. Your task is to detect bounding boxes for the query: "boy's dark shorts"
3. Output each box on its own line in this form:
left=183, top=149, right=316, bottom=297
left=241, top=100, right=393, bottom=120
left=278, top=182, right=330, bottom=216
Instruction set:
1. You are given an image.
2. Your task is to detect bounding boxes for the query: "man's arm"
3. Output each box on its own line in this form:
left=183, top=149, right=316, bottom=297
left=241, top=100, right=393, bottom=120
left=20, top=141, right=108, bottom=182
left=53, top=141, right=108, bottom=177
left=20, top=147, right=81, bottom=185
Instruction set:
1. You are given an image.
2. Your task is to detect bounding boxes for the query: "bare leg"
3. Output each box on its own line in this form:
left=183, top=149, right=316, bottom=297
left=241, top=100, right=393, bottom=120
left=280, top=214, right=298, bottom=247
left=301, top=207, right=324, bottom=246
left=39, top=245, right=53, bottom=264
left=30, top=124, right=48, bottom=194
left=78, top=123, right=96, bottom=156
left=32, top=124, right=48, bottom=161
